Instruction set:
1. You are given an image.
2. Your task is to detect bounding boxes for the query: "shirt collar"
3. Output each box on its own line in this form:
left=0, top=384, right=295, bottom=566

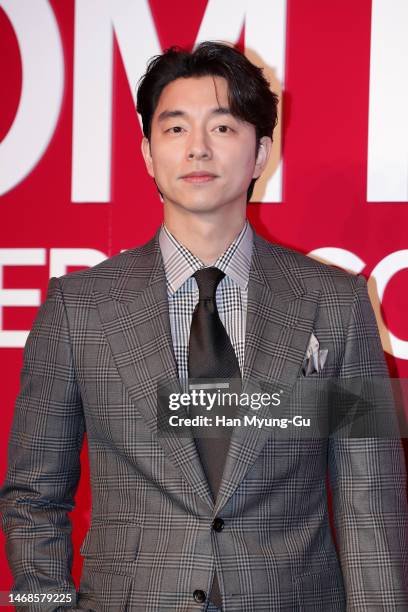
left=159, top=219, right=253, bottom=295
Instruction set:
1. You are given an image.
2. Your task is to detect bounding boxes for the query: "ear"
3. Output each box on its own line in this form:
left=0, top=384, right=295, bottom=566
left=253, top=136, right=272, bottom=179
left=141, top=137, right=155, bottom=178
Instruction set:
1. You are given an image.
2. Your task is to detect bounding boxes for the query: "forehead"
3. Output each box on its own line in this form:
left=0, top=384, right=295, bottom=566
left=153, top=75, right=230, bottom=118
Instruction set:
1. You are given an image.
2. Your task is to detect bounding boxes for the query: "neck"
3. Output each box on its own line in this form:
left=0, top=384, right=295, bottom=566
left=163, top=206, right=246, bottom=265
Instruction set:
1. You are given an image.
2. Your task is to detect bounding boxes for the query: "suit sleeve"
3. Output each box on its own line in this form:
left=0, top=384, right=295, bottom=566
left=0, top=277, right=85, bottom=610
left=328, top=273, right=408, bottom=610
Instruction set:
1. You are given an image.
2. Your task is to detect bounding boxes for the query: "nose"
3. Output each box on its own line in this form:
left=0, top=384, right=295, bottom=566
left=187, top=128, right=212, bottom=161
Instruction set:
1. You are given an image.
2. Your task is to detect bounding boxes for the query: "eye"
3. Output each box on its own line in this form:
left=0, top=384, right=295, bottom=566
left=166, top=126, right=185, bottom=134
left=214, top=125, right=234, bottom=134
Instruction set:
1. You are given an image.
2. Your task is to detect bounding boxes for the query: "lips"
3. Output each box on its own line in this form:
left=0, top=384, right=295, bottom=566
left=180, top=171, right=217, bottom=183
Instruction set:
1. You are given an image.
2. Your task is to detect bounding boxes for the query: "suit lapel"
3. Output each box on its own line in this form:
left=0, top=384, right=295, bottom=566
left=93, top=230, right=215, bottom=510
left=214, top=231, right=321, bottom=514
left=94, top=227, right=320, bottom=515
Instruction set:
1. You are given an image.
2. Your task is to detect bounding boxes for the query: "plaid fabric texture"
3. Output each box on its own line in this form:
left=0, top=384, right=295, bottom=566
left=0, top=224, right=407, bottom=611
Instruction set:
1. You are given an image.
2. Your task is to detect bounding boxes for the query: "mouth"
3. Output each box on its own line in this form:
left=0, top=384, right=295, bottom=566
left=180, top=172, right=218, bottom=183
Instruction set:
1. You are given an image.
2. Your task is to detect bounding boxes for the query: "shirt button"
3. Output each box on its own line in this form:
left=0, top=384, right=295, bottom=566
left=193, top=589, right=206, bottom=603
left=212, top=517, right=225, bottom=532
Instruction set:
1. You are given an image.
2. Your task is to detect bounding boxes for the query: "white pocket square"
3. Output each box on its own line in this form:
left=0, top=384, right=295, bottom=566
left=302, top=332, right=328, bottom=376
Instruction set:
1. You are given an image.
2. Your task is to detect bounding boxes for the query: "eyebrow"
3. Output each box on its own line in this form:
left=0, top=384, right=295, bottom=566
left=157, top=107, right=233, bottom=122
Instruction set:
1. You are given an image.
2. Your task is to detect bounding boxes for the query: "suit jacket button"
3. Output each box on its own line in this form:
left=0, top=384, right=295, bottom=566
left=212, top=517, right=224, bottom=532
left=193, top=589, right=206, bottom=603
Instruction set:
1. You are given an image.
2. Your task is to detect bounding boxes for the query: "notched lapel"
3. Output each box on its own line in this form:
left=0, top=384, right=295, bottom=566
left=215, top=234, right=321, bottom=514
left=93, top=234, right=214, bottom=509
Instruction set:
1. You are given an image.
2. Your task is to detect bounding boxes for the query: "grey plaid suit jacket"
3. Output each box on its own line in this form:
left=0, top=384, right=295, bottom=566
left=1, top=227, right=407, bottom=612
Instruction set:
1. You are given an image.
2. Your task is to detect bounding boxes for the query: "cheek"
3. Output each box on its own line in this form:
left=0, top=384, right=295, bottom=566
left=223, top=138, right=255, bottom=166
left=151, top=153, right=172, bottom=180
left=151, top=144, right=183, bottom=177
left=228, top=149, right=256, bottom=182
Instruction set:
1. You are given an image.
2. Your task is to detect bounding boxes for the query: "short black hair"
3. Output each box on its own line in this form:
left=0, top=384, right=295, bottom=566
left=136, top=41, right=279, bottom=201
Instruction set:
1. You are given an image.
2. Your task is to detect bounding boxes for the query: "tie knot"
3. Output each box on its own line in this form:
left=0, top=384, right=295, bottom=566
left=193, top=267, right=225, bottom=300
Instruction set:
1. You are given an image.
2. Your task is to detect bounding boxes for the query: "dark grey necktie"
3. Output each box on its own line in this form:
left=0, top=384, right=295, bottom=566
left=188, top=267, right=241, bottom=381
left=188, top=267, right=241, bottom=610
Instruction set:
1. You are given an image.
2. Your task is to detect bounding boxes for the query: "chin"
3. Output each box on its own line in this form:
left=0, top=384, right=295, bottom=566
left=169, top=197, right=220, bottom=212
left=164, top=191, right=227, bottom=213
left=184, top=201, right=222, bottom=212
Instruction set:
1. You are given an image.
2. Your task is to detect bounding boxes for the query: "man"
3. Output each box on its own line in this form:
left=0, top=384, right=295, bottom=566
left=1, top=41, right=407, bottom=612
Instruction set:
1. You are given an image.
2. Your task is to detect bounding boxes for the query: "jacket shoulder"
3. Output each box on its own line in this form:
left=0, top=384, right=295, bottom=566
left=54, top=234, right=158, bottom=295
left=255, top=232, right=363, bottom=295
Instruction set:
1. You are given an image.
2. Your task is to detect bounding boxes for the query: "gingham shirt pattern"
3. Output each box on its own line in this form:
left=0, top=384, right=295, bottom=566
left=159, top=220, right=253, bottom=391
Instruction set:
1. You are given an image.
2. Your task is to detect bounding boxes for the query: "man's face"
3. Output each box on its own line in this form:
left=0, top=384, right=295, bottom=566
left=141, top=75, right=270, bottom=216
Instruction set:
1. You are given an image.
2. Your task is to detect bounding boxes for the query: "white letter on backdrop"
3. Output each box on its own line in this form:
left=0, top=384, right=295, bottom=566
left=49, top=248, right=107, bottom=277
left=0, top=0, right=63, bottom=197
left=367, top=0, right=408, bottom=202
left=72, top=0, right=161, bottom=203
left=0, top=249, right=45, bottom=348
